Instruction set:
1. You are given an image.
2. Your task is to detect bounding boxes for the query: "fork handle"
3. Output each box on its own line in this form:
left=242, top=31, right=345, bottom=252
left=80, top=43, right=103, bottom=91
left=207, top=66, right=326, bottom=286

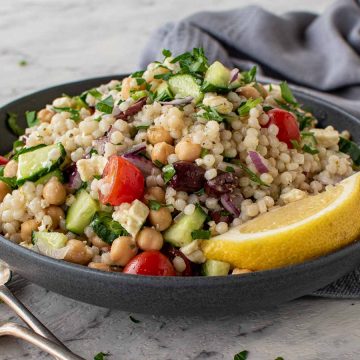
left=0, top=284, right=64, bottom=347
left=0, top=322, right=85, bottom=360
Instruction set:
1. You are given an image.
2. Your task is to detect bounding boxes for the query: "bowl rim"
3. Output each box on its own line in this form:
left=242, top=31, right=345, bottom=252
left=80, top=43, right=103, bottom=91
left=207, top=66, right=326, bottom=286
left=1, top=75, right=360, bottom=287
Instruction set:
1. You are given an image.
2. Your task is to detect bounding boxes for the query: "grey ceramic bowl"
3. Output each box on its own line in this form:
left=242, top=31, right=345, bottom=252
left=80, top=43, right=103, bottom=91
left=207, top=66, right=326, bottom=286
left=1, top=76, right=360, bottom=316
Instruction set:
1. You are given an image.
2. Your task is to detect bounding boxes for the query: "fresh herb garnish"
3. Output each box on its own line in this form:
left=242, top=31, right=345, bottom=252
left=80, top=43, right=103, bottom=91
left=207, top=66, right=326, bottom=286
left=234, top=350, right=249, bottom=360
left=339, top=137, right=360, bottom=166
left=129, top=315, right=141, bottom=323
left=94, top=352, right=110, bottom=360
left=18, top=60, right=28, bottom=67
left=0, top=167, right=4, bottom=177
left=263, top=105, right=274, bottom=112
left=302, top=144, right=319, bottom=154
left=200, top=148, right=209, bottom=158
left=191, top=229, right=211, bottom=240
left=241, top=66, right=257, bottom=84
left=153, top=159, right=164, bottom=168
left=162, top=164, right=176, bottom=183
left=275, top=100, right=314, bottom=130
left=274, top=357, right=284, bottom=360
left=162, top=49, right=172, bottom=58
left=280, top=81, right=297, bottom=105
left=237, top=98, right=262, bottom=117
left=300, top=131, right=319, bottom=154
left=0, top=176, right=17, bottom=189
left=148, top=199, right=170, bottom=211
left=89, top=149, right=99, bottom=157
left=13, top=139, right=25, bottom=151
left=131, top=90, right=148, bottom=101
left=25, top=110, right=39, bottom=127
left=171, top=48, right=209, bottom=76
left=95, top=96, right=114, bottom=114
left=130, top=70, right=145, bottom=78
left=135, top=78, right=146, bottom=86
left=6, top=112, right=24, bottom=136
left=225, top=166, right=235, bottom=173
left=53, top=107, right=81, bottom=122
left=233, top=160, right=269, bottom=187
left=135, top=124, right=150, bottom=130
left=269, top=83, right=273, bottom=91
left=154, top=72, right=173, bottom=81
left=198, top=105, right=224, bottom=122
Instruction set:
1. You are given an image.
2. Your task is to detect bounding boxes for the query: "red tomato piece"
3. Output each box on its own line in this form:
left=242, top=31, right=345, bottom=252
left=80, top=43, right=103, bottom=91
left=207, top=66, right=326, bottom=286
left=99, top=155, right=144, bottom=206
left=123, top=251, right=176, bottom=276
left=0, top=156, right=9, bottom=166
left=266, top=109, right=300, bottom=148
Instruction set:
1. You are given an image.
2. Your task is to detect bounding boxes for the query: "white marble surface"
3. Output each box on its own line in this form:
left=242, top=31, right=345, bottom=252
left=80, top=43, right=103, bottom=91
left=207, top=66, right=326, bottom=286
left=2, top=0, right=360, bottom=359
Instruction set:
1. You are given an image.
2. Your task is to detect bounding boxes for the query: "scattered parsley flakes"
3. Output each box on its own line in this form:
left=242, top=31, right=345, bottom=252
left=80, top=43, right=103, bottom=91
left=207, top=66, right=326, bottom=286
left=25, top=110, right=39, bottom=127
left=280, top=81, right=297, bottom=106
left=18, top=60, right=28, bottom=67
left=162, top=164, right=176, bottom=183
left=234, top=350, right=249, bottom=360
left=237, top=98, right=262, bottom=117
left=200, top=148, right=209, bottom=158
left=191, top=229, right=211, bottom=240
left=241, top=66, right=257, bottom=84
left=53, top=106, right=81, bottom=122
left=88, top=88, right=102, bottom=99
left=162, top=49, right=172, bottom=58
left=263, top=105, right=274, bottom=112
left=171, top=48, right=208, bottom=76
left=148, top=199, right=164, bottom=211
left=0, top=176, right=17, bottom=189
left=130, top=70, right=145, bottom=78
left=129, top=315, right=141, bottom=323
left=232, top=160, right=269, bottom=187
left=339, top=137, right=360, bottom=166
left=94, top=352, right=110, bottom=360
left=6, top=112, right=25, bottom=136
left=198, top=105, right=224, bottom=122
left=225, top=166, right=235, bottom=173
left=302, top=144, right=319, bottom=154
left=96, top=95, right=114, bottom=114
left=153, top=159, right=164, bottom=168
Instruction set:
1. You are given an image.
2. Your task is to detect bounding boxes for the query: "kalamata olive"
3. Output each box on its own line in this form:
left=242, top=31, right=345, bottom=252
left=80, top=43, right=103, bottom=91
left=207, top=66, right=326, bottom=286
left=162, top=245, right=192, bottom=276
left=116, top=97, right=147, bottom=120
left=169, top=161, right=205, bottom=192
left=205, top=172, right=238, bottom=197
left=64, top=164, right=82, bottom=191
left=210, top=210, right=234, bottom=224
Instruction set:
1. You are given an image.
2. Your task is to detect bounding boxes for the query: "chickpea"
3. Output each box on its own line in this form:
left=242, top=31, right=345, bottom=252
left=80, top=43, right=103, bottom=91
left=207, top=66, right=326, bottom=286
left=3, top=160, right=18, bottom=178
left=88, top=262, right=111, bottom=272
left=20, top=219, right=39, bottom=242
left=42, top=178, right=67, bottom=205
left=64, top=239, right=93, bottom=265
left=37, top=108, right=55, bottom=123
left=110, top=236, right=138, bottom=266
left=136, top=227, right=163, bottom=251
left=175, top=139, right=201, bottom=162
left=151, top=142, right=174, bottom=165
left=238, top=85, right=262, bottom=99
left=144, top=186, right=165, bottom=204
left=91, top=235, right=110, bottom=250
left=0, top=181, right=11, bottom=202
left=232, top=268, right=253, bottom=275
left=147, top=126, right=173, bottom=145
left=45, top=206, right=65, bottom=229
left=148, top=207, right=172, bottom=231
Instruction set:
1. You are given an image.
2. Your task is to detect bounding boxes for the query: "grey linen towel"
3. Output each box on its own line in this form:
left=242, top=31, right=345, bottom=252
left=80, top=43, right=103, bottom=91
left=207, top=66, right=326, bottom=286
left=140, top=0, right=360, bottom=298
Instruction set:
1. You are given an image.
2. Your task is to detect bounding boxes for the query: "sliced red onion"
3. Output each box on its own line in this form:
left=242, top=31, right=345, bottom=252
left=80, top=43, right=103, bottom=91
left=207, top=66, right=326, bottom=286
left=64, top=164, right=83, bottom=191
left=229, top=68, right=240, bottom=84
left=159, top=96, right=193, bottom=106
left=122, top=153, right=155, bottom=177
left=248, top=151, right=268, bottom=174
left=116, top=97, right=147, bottom=120
left=122, top=143, right=146, bottom=156
left=220, top=193, right=243, bottom=217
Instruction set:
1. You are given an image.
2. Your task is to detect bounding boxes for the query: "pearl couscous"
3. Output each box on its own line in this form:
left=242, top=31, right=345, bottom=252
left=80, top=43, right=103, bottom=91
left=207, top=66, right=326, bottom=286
left=1, top=48, right=359, bottom=276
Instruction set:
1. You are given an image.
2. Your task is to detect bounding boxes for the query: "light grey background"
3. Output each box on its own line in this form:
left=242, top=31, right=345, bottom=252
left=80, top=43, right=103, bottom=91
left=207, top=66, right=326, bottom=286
left=2, top=1, right=360, bottom=360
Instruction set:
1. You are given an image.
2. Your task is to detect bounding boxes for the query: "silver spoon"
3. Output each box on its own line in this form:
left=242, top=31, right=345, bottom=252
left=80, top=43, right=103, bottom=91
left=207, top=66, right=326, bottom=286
left=0, top=262, right=85, bottom=359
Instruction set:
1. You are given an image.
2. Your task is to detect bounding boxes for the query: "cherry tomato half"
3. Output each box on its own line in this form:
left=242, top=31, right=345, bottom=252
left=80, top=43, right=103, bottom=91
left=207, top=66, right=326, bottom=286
left=99, top=155, right=144, bottom=206
left=0, top=156, right=9, bottom=166
left=266, top=109, right=300, bottom=148
left=123, top=251, right=176, bottom=276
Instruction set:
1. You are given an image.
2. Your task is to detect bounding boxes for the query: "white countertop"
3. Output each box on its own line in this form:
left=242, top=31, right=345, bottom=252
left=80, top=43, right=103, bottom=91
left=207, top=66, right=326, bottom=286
left=2, top=0, right=360, bottom=359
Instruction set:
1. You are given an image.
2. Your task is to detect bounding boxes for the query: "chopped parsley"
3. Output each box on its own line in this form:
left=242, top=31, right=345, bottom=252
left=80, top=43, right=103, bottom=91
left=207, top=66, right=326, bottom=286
left=302, top=144, right=319, bottom=154
left=171, top=48, right=209, bottom=76
left=131, top=90, right=148, bottom=101
left=300, top=131, right=319, bottom=154
left=225, top=166, right=235, bottom=173
left=18, top=60, right=28, bottom=67
left=198, top=105, right=224, bottom=122
left=0, top=167, right=4, bottom=177
left=237, top=98, right=262, bottom=117
left=148, top=199, right=170, bottom=211
left=339, top=137, right=360, bottom=166
left=280, top=81, right=297, bottom=105
left=162, top=49, right=172, bottom=58
left=191, top=229, right=211, bottom=240
left=135, top=124, right=150, bottom=130
left=234, top=350, right=249, bottom=360
left=232, top=160, right=269, bottom=187
left=25, top=110, right=38, bottom=127
left=241, top=66, right=257, bottom=84
left=6, top=112, right=24, bottom=136
left=263, top=105, right=274, bottom=112
left=194, top=188, right=205, bottom=196
left=94, top=352, right=110, bottom=360
left=135, top=78, right=146, bottom=86
left=95, top=96, right=114, bottom=114
left=154, top=72, right=173, bottom=81
left=130, top=70, right=145, bottom=78
left=0, top=176, right=17, bottom=189
left=153, top=159, right=164, bottom=168
left=129, top=315, right=141, bottom=323
left=200, top=148, right=209, bottom=158
left=12, top=139, right=24, bottom=152
left=53, top=107, right=81, bottom=122
left=162, top=164, right=176, bottom=183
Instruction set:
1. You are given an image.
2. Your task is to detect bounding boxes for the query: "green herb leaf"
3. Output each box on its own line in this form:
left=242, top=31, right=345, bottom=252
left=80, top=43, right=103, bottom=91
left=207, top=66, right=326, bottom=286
left=94, top=352, right=110, bottom=360
left=13, top=139, right=25, bottom=151
left=225, top=166, right=235, bottom=173
left=135, top=124, right=150, bottom=130
left=280, top=81, right=297, bottom=105
left=237, top=98, right=262, bottom=117
left=18, top=60, right=28, bottom=67
left=171, top=48, right=208, bottom=76
left=0, top=167, right=4, bottom=176
left=194, top=188, right=205, bottom=196
left=131, top=70, right=145, bottom=78
left=162, top=49, right=172, bottom=58
left=275, top=100, right=314, bottom=130
left=135, top=78, right=146, bottom=86
left=290, top=139, right=301, bottom=150
left=154, top=72, right=173, bottom=81
left=162, top=164, right=176, bottom=183
left=234, top=350, right=249, bottom=360
left=200, top=148, right=209, bottom=158
left=129, top=315, right=141, bottom=323
left=96, top=96, right=114, bottom=114
left=198, top=105, right=224, bottom=122
left=191, top=229, right=211, bottom=240
left=148, top=199, right=163, bottom=211
left=0, top=176, right=17, bottom=189
left=153, top=159, right=164, bottom=168
left=269, top=83, right=273, bottom=91
left=241, top=66, right=257, bottom=84
left=263, top=105, right=274, bottom=112
left=233, top=160, right=269, bottom=187
left=53, top=107, right=81, bottom=122
left=339, top=137, right=360, bottom=166
left=25, top=111, right=39, bottom=127
left=301, top=131, right=318, bottom=144
left=302, top=144, right=319, bottom=154
left=131, top=90, right=148, bottom=101
left=6, top=112, right=24, bottom=136
left=274, top=357, right=284, bottom=360
left=89, top=149, right=99, bottom=156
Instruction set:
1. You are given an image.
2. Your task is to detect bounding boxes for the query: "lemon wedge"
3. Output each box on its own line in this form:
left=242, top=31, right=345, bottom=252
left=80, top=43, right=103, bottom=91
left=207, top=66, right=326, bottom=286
left=201, top=172, right=360, bottom=270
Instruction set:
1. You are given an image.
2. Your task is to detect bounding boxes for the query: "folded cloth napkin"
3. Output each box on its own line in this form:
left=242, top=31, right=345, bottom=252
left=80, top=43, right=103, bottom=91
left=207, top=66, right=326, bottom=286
left=140, top=0, right=360, bottom=298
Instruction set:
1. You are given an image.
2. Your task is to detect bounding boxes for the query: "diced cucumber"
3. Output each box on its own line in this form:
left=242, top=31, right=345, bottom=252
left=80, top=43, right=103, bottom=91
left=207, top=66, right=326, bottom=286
left=168, top=75, right=203, bottom=103
left=90, top=212, right=128, bottom=244
left=202, top=259, right=230, bottom=276
left=66, top=190, right=98, bottom=234
left=155, top=82, right=174, bottom=101
left=32, top=231, right=68, bottom=248
left=16, top=143, right=66, bottom=185
left=164, top=205, right=207, bottom=247
left=202, top=61, right=231, bottom=92
left=35, top=169, right=64, bottom=185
